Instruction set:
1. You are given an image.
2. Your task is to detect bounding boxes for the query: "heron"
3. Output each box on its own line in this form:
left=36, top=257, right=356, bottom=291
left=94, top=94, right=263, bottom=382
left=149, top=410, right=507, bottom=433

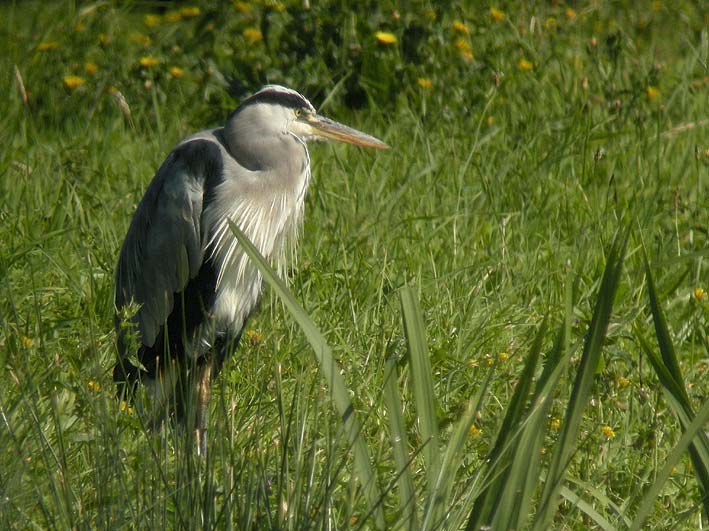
left=113, top=85, right=388, bottom=455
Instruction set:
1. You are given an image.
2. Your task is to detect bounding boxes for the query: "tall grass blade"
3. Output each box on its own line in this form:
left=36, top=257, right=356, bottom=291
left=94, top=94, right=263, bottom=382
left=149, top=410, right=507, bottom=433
left=629, top=398, right=709, bottom=530
left=399, top=286, right=441, bottom=528
left=533, top=229, right=629, bottom=530
left=228, top=220, right=385, bottom=529
left=467, top=316, right=548, bottom=530
left=382, top=358, right=418, bottom=530
left=638, top=257, right=709, bottom=520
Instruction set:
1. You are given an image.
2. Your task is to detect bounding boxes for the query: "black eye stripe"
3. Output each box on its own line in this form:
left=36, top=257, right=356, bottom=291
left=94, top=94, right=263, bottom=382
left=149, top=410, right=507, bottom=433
left=240, top=88, right=314, bottom=112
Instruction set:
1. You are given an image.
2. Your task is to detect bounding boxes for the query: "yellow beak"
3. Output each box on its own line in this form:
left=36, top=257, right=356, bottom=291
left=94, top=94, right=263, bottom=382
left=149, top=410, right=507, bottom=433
left=305, top=114, right=389, bottom=150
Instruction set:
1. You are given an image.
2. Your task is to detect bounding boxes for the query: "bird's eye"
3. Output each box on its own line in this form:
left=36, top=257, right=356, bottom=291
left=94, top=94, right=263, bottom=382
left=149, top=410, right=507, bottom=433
left=294, top=108, right=302, bottom=118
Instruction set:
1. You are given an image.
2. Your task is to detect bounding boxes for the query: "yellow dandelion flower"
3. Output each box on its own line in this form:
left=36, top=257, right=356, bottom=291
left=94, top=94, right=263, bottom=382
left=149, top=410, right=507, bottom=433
left=617, top=376, right=631, bottom=388
left=164, top=10, right=182, bottom=22
left=601, top=425, right=616, bottom=439
left=454, top=38, right=473, bottom=60
left=375, top=31, right=397, bottom=45
left=243, top=27, right=263, bottom=43
left=490, top=7, right=506, bottom=22
left=693, top=287, right=705, bottom=300
left=63, top=75, right=85, bottom=89
left=233, top=1, right=251, bottom=13
left=87, top=380, right=101, bottom=393
left=416, top=77, right=432, bottom=89
left=484, top=354, right=494, bottom=367
left=565, top=7, right=577, bottom=19
left=168, top=66, right=184, bottom=78
left=498, top=352, right=509, bottom=362
left=646, top=86, right=660, bottom=100
left=20, top=336, right=35, bottom=348
left=518, top=58, right=534, bottom=71
left=452, top=21, right=470, bottom=34
left=550, top=418, right=561, bottom=431
left=38, top=41, right=59, bottom=51
left=179, top=6, right=201, bottom=19
left=469, top=425, right=482, bottom=436
left=144, top=14, right=161, bottom=27
left=139, top=56, right=159, bottom=68
left=129, top=32, right=152, bottom=46
left=246, top=329, right=265, bottom=345
left=84, top=62, right=98, bottom=75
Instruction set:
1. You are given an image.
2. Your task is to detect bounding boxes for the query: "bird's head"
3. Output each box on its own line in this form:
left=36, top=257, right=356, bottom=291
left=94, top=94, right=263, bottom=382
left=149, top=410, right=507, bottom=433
left=228, top=85, right=389, bottom=151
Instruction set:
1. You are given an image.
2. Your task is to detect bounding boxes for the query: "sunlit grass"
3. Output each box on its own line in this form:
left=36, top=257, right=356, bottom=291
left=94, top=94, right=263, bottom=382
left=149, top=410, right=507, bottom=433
left=1, top=0, right=708, bottom=529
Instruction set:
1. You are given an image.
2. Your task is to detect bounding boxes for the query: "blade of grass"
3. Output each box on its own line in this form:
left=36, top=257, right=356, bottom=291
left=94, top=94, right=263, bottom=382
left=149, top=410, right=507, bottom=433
left=467, top=316, right=548, bottom=530
left=533, top=229, right=629, bottom=530
left=638, top=256, right=709, bottom=519
left=228, top=220, right=385, bottom=529
left=382, top=357, right=418, bottom=530
left=399, top=285, right=441, bottom=529
left=629, top=398, right=709, bottom=530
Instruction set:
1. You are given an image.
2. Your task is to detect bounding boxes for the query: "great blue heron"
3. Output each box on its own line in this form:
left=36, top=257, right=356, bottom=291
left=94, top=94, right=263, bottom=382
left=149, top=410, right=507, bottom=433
left=114, top=85, right=388, bottom=455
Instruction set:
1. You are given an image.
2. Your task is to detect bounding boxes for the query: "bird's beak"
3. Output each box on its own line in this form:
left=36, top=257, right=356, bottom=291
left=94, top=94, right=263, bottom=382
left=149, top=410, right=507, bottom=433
left=304, top=114, right=389, bottom=150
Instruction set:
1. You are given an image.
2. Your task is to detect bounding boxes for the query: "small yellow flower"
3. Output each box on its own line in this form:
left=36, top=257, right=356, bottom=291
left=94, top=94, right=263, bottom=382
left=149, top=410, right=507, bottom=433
left=518, top=58, right=534, bottom=71
left=119, top=400, right=135, bottom=414
left=601, top=425, right=616, bottom=439
left=416, top=77, right=432, bottom=89
left=179, top=6, right=201, bottom=19
left=246, top=329, right=265, bottom=345
left=617, top=376, right=631, bottom=388
left=233, top=1, right=251, bottom=13
left=20, top=336, right=34, bottom=348
left=452, top=21, right=470, bottom=34
left=484, top=354, right=494, bottom=367
left=375, top=31, right=397, bottom=45
left=38, top=41, right=59, bottom=51
left=129, top=32, right=151, bottom=46
left=565, top=7, right=577, bottom=19
left=545, top=17, right=557, bottom=30
left=469, top=425, right=482, bottom=436
left=144, top=14, right=161, bottom=27
left=139, top=56, right=159, bottom=68
left=243, top=27, right=263, bottom=43
left=498, top=352, right=509, bottom=362
left=164, top=10, right=182, bottom=22
left=454, top=38, right=473, bottom=60
left=693, top=287, right=705, bottom=301
left=168, top=66, right=184, bottom=78
left=87, top=380, right=101, bottom=393
left=84, top=62, right=98, bottom=75
left=550, top=418, right=561, bottom=431
left=98, top=33, right=110, bottom=45
left=63, top=75, right=85, bottom=89
left=490, top=7, right=506, bottom=22
left=646, top=86, right=660, bottom=100
left=486, top=116, right=495, bottom=126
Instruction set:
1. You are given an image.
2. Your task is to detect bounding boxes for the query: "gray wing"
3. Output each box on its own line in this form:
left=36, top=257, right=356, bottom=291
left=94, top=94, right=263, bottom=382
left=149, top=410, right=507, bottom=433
left=115, top=139, right=225, bottom=350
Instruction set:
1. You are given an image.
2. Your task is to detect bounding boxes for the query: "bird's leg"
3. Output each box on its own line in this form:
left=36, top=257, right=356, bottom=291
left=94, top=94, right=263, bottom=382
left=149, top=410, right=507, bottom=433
left=195, top=361, right=212, bottom=457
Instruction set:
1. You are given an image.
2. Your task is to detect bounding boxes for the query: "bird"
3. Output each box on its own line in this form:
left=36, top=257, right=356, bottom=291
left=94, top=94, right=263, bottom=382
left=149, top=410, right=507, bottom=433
left=113, top=85, right=388, bottom=455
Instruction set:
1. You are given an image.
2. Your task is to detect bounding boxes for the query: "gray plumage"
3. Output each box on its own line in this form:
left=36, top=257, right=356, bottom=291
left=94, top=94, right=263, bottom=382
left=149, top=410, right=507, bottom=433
left=113, top=85, right=387, bottom=455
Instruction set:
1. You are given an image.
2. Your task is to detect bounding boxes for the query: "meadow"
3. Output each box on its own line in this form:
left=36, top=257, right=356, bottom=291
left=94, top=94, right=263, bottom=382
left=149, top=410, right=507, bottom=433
left=1, top=1, right=708, bottom=529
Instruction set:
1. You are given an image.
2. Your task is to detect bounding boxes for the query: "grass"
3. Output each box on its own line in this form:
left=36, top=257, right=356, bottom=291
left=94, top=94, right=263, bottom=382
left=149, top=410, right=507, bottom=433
left=1, top=0, right=708, bottom=529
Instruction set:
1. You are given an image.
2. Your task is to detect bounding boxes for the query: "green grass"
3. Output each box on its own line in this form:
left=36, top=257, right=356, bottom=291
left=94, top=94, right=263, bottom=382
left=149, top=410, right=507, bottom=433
left=1, top=0, right=708, bottom=529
